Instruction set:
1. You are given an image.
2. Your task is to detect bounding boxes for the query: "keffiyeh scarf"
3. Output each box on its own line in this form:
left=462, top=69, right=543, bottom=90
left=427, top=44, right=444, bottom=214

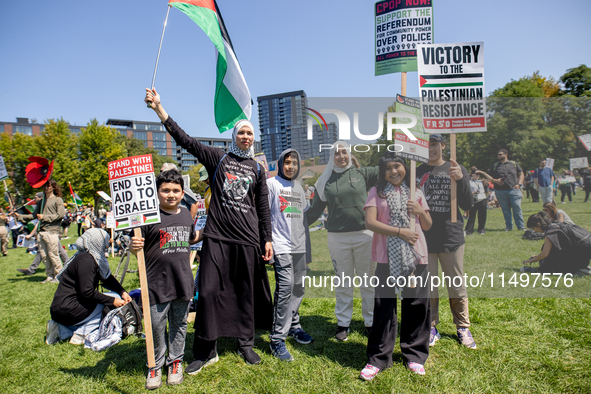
left=385, top=182, right=421, bottom=299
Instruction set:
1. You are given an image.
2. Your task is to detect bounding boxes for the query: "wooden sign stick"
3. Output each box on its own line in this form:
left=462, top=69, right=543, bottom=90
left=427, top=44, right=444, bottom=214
left=450, top=133, right=457, bottom=223
left=111, top=228, right=115, bottom=258
left=401, top=72, right=416, bottom=232
left=134, top=227, right=156, bottom=369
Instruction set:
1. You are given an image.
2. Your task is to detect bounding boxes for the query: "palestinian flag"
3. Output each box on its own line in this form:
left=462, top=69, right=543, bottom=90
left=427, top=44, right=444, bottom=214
left=69, top=182, right=83, bottom=207
left=169, top=0, right=252, bottom=132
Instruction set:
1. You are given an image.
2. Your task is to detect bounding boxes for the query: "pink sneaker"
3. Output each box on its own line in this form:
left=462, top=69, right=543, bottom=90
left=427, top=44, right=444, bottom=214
left=407, top=362, right=425, bottom=375
left=360, top=364, right=380, bottom=381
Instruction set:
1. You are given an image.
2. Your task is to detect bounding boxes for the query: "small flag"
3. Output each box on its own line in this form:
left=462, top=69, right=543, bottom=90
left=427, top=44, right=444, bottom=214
left=169, top=0, right=252, bottom=132
left=69, top=183, right=83, bottom=206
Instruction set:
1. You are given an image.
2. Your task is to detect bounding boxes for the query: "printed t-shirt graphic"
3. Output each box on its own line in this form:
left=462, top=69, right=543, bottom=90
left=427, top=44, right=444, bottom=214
left=223, top=170, right=253, bottom=201
left=419, top=170, right=452, bottom=214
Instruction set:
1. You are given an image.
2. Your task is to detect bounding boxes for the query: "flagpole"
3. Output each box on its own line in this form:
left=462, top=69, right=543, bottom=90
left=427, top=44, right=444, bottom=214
left=3, top=180, right=14, bottom=212
left=401, top=72, right=417, bottom=232
left=147, top=4, right=172, bottom=108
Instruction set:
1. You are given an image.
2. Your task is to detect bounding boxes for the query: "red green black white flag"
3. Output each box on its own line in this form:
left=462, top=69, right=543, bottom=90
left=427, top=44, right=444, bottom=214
left=169, top=0, right=252, bottom=132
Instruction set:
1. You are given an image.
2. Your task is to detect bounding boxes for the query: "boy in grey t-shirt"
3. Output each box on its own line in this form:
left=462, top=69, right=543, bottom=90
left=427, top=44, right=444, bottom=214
left=267, top=149, right=313, bottom=361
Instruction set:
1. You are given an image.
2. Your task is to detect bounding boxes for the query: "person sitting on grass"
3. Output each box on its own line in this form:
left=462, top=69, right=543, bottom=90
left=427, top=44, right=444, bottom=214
left=130, top=169, right=201, bottom=390
left=46, top=228, right=131, bottom=346
left=267, top=148, right=314, bottom=362
left=360, top=154, right=432, bottom=380
left=521, top=212, right=590, bottom=274
left=542, top=202, right=575, bottom=225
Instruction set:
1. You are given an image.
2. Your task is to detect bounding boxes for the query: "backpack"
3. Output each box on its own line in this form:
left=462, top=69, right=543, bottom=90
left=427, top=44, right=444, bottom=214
left=102, top=299, right=143, bottom=339
left=493, top=160, right=518, bottom=174
left=522, top=229, right=545, bottom=241
left=562, top=223, right=591, bottom=260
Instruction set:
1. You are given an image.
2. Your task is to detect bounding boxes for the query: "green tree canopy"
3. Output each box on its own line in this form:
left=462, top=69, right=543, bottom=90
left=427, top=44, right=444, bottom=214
left=560, top=65, right=591, bottom=97
left=78, top=119, right=127, bottom=206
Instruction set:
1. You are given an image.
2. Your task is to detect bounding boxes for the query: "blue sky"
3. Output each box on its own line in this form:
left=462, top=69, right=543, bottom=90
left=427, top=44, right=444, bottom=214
left=1, top=0, right=590, bottom=139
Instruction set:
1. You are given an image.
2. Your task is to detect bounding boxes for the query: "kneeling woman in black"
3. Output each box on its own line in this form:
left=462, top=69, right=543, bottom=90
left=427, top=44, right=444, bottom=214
left=47, top=228, right=131, bottom=345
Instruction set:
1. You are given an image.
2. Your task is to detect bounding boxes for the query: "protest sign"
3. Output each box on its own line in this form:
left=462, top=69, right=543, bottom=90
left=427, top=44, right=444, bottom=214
left=394, top=95, right=429, bottom=163
left=254, top=153, right=270, bottom=177
left=374, top=0, right=434, bottom=76
left=16, top=234, right=36, bottom=248
left=108, top=154, right=160, bottom=231
left=196, top=199, right=206, bottom=216
left=106, top=212, right=116, bottom=229
left=578, top=133, right=591, bottom=151
left=546, top=158, right=555, bottom=170
left=108, top=154, right=159, bottom=368
left=97, top=191, right=111, bottom=201
left=570, top=157, right=589, bottom=171
left=0, top=155, right=7, bottom=181
left=417, top=41, right=486, bottom=133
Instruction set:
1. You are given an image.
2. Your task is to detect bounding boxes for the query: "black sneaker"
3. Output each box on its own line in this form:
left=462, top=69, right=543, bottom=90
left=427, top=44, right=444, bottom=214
left=335, top=326, right=349, bottom=342
left=186, top=354, right=219, bottom=375
left=238, top=348, right=261, bottom=365
left=288, top=328, right=314, bottom=344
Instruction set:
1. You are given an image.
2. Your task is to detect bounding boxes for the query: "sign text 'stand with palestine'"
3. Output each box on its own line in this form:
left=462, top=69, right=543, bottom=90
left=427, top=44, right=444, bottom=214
left=375, top=0, right=434, bottom=76
left=108, top=154, right=160, bottom=230
left=417, top=42, right=486, bottom=133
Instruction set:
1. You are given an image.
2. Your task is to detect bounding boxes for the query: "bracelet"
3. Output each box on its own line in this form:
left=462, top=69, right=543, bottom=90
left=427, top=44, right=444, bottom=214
left=397, top=227, right=401, bottom=237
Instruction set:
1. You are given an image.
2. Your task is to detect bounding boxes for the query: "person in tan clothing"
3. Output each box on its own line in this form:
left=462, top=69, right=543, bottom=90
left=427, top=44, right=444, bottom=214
left=0, top=208, right=8, bottom=256
left=15, top=179, right=65, bottom=283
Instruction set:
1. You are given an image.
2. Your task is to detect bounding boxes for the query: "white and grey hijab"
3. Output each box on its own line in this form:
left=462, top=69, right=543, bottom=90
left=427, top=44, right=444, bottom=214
left=228, top=119, right=255, bottom=159
left=56, top=228, right=112, bottom=282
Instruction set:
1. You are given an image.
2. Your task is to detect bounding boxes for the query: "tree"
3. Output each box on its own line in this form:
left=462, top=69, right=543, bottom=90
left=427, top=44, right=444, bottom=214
left=35, top=118, right=81, bottom=194
left=304, top=171, right=321, bottom=187
left=115, top=134, right=172, bottom=174
left=78, top=119, right=127, bottom=206
left=0, top=133, right=37, bottom=200
left=560, top=65, right=591, bottom=97
left=183, top=164, right=208, bottom=197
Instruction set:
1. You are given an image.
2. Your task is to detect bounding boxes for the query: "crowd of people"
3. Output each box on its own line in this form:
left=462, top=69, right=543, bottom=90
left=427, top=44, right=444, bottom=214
left=2, top=88, right=588, bottom=389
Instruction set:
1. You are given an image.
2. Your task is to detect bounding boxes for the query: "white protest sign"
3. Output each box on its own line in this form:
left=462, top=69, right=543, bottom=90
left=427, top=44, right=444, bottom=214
left=97, top=191, right=112, bottom=201
left=578, top=134, right=591, bottom=151
left=192, top=214, right=207, bottom=250
left=108, top=154, right=160, bottom=231
left=570, top=157, right=589, bottom=171
left=0, top=155, right=7, bottom=180
left=374, top=0, right=434, bottom=76
left=106, top=212, right=116, bottom=229
left=17, top=234, right=36, bottom=248
left=417, top=41, right=486, bottom=133
left=196, top=199, right=206, bottom=216
left=546, top=158, right=555, bottom=170
left=394, top=95, right=429, bottom=164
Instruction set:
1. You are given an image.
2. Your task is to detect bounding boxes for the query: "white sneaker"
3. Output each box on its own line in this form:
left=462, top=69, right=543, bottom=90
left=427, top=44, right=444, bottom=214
left=69, top=332, right=85, bottom=345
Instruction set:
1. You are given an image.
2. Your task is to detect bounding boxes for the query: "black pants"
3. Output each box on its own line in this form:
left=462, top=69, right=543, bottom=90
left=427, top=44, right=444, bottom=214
left=585, top=191, right=590, bottom=202
left=366, top=264, right=430, bottom=369
left=464, top=199, right=487, bottom=234
left=77, top=223, right=82, bottom=236
left=560, top=185, right=572, bottom=202
left=529, top=188, right=539, bottom=202
left=193, top=336, right=254, bottom=361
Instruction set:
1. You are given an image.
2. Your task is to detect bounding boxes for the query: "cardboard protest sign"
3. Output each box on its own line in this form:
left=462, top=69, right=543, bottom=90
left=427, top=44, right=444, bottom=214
left=417, top=41, right=486, bottom=133
left=0, top=155, right=7, bottom=181
left=546, top=158, right=555, bottom=170
left=394, top=95, right=429, bottom=163
left=108, top=154, right=160, bottom=231
left=196, top=199, right=206, bottom=216
left=578, top=133, right=591, bottom=151
left=570, top=157, right=589, bottom=171
left=374, top=0, right=434, bottom=76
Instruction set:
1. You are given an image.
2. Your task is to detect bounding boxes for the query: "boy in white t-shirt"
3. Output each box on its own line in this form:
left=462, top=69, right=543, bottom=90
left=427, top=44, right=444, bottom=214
left=267, top=149, right=313, bottom=361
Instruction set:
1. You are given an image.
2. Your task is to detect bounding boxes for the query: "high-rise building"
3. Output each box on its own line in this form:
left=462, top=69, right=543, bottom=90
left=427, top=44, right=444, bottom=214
left=257, top=90, right=337, bottom=164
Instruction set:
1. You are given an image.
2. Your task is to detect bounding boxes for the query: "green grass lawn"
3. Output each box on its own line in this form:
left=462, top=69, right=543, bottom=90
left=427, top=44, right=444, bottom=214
left=0, top=194, right=590, bottom=393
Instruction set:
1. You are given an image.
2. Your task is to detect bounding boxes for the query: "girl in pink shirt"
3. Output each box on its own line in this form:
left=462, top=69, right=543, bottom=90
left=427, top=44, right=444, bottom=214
left=360, top=154, right=432, bottom=380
